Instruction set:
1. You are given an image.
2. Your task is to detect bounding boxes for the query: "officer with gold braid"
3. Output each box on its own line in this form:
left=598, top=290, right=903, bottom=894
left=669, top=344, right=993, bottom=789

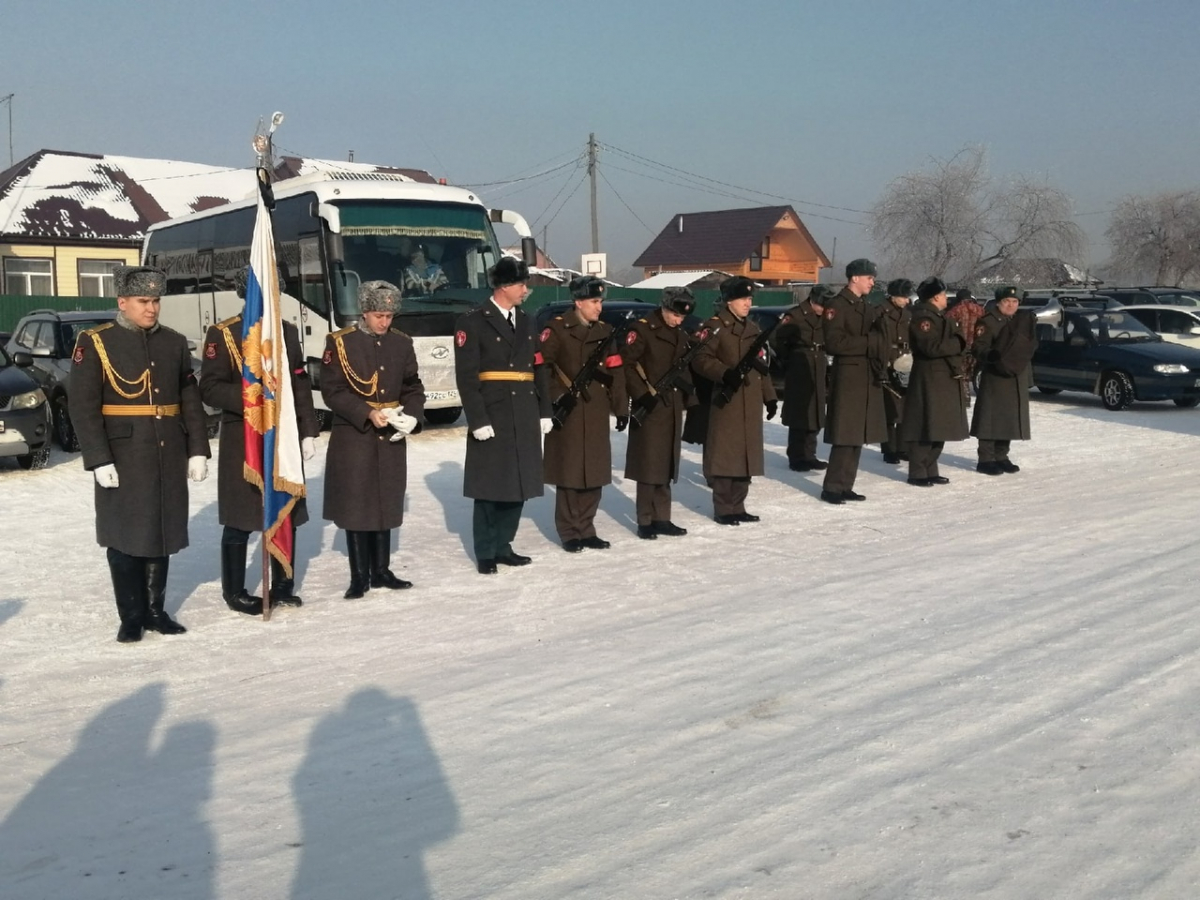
left=70, top=265, right=210, bottom=643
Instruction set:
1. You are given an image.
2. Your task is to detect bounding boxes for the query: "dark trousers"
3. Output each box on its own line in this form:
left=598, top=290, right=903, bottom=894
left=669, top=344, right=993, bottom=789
left=223, top=523, right=299, bottom=592
left=823, top=445, right=863, bottom=493
left=909, top=441, right=945, bottom=480
left=882, top=390, right=905, bottom=456
left=786, top=428, right=820, bottom=466
left=977, top=439, right=1012, bottom=462
left=710, top=476, right=751, bottom=516
left=635, top=482, right=672, bottom=526
left=554, top=486, right=602, bottom=541
left=473, top=499, right=524, bottom=561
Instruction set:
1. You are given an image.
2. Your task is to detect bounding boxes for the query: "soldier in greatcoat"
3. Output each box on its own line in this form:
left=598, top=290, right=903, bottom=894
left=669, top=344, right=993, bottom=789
left=621, top=287, right=697, bottom=539
left=70, top=265, right=210, bottom=643
left=971, top=285, right=1034, bottom=475
left=454, top=257, right=552, bottom=574
left=878, top=279, right=914, bottom=465
left=200, top=266, right=321, bottom=615
left=898, top=277, right=970, bottom=486
left=821, top=259, right=888, bottom=504
left=692, top=276, right=778, bottom=525
left=320, top=281, right=425, bottom=598
left=540, top=276, right=628, bottom=551
left=772, top=283, right=830, bottom=471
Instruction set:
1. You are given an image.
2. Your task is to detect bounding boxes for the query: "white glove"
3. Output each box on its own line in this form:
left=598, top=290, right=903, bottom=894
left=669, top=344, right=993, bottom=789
left=94, top=464, right=119, bottom=489
left=472, top=425, right=495, bottom=441
left=301, top=436, right=317, bottom=460
left=540, top=417, right=554, bottom=435
left=188, top=456, right=208, bottom=482
left=385, top=409, right=419, bottom=435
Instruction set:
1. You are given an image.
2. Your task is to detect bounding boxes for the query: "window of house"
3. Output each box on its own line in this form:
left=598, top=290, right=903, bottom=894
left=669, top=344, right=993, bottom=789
left=749, top=252, right=763, bottom=272
left=3, top=257, right=53, bottom=295
left=78, top=259, right=123, bottom=297
left=761, top=237, right=771, bottom=259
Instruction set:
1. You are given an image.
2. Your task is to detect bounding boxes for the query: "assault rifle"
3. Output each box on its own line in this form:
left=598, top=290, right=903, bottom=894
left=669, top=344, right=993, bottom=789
left=630, top=326, right=721, bottom=426
left=712, top=317, right=782, bottom=408
left=550, top=319, right=634, bottom=429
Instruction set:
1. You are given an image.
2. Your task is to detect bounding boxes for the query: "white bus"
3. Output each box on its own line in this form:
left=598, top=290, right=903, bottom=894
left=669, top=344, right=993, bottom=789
left=142, top=168, right=536, bottom=425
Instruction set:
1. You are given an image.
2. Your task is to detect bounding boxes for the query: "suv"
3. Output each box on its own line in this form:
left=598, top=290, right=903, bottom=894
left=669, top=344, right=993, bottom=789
left=1099, top=287, right=1200, bottom=308
left=0, top=345, right=52, bottom=469
left=5, top=309, right=117, bottom=451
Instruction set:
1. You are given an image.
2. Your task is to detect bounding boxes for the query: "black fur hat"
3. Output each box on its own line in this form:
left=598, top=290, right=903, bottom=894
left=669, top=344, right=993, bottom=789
left=917, top=276, right=948, bottom=303
left=845, top=258, right=877, bottom=278
left=993, top=285, right=1020, bottom=302
left=661, top=286, right=696, bottom=316
left=569, top=275, right=605, bottom=300
left=113, top=265, right=166, bottom=298
left=807, top=284, right=834, bottom=306
left=955, top=288, right=975, bottom=302
left=886, top=278, right=914, bottom=299
left=719, top=275, right=756, bottom=301
left=489, top=257, right=530, bottom=288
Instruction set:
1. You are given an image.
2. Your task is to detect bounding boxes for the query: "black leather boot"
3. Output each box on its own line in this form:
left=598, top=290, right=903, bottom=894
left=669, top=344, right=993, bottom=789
left=344, top=531, right=373, bottom=599
left=269, top=556, right=303, bottom=607
left=369, top=530, right=412, bottom=590
left=144, top=557, right=187, bottom=635
left=107, top=548, right=146, bottom=643
left=221, top=541, right=263, bottom=615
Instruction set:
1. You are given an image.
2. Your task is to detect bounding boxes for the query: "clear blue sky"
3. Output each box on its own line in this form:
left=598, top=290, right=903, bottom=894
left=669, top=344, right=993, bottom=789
left=4, top=0, right=1198, bottom=279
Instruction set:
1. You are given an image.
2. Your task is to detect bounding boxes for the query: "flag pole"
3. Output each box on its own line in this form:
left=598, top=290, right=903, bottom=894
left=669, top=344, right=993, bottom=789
left=258, top=167, right=274, bottom=622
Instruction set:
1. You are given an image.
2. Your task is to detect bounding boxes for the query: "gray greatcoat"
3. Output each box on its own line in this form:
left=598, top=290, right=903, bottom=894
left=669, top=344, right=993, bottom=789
left=822, top=287, right=889, bottom=446
left=540, top=308, right=627, bottom=488
left=70, top=317, right=210, bottom=557
left=622, top=310, right=692, bottom=484
left=773, top=301, right=826, bottom=430
left=970, top=310, right=1032, bottom=440
left=898, top=302, right=969, bottom=443
left=199, top=314, right=320, bottom=532
left=320, top=324, right=425, bottom=530
left=454, top=301, right=552, bottom=502
left=692, top=310, right=777, bottom=479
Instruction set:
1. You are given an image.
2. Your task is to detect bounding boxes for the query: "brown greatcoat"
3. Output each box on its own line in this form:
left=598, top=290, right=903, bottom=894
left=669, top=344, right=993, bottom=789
left=199, top=314, right=321, bottom=532
left=822, top=287, right=888, bottom=446
left=70, top=317, right=210, bottom=557
left=621, top=309, right=693, bottom=484
left=692, top=310, right=777, bottom=479
left=540, top=308, right=627, bottom=488
left=454, top=301, right=552, bottom=502
left=877, top=301, right=912, bottom=424
left=772, top=300, right=826, bottom=430
left=319, top=324, right=425, bottom=530
left=898, top=302, right=969, bottom=443
left=970, top=309, right=1032, bottom=440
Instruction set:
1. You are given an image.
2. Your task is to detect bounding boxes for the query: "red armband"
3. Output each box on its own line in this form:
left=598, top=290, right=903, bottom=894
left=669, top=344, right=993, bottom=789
left=605, top=354, right=623, bottom=368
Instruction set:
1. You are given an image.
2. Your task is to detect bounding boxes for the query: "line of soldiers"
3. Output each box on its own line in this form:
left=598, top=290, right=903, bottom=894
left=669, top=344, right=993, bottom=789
left=72, top=259, right=1036, bottom=643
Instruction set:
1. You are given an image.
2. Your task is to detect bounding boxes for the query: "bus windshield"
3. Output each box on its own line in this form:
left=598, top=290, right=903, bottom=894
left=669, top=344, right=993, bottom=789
left=330, top=200, right=502, bottom=320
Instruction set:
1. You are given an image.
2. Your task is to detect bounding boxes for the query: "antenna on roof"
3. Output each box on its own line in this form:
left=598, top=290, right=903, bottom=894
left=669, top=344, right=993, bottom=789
left=1, top=93, right=13, bottom=167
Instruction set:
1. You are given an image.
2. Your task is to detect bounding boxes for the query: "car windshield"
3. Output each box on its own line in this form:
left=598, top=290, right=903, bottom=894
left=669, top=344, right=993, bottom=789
left=59, top=319, right=113, bottom=349
left=1162, top=294, right=1200, bottom=308
left=1072, top=310, right=1159, bottom=343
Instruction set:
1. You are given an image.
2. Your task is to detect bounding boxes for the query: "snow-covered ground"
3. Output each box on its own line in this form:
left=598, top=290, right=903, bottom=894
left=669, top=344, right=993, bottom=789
left=1, top=392, right=1198, bottom=900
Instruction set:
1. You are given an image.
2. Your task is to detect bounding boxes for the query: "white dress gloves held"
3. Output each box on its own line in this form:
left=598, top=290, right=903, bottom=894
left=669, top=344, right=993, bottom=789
left=301, top=436, right=317, bottom=460
left=187, top=456, right=208, bottom=482
left=94, top=464, right=119, bottom=489
left=540, top=417, right=554, bottom=435
left=472, top=425, right=495, bottom=441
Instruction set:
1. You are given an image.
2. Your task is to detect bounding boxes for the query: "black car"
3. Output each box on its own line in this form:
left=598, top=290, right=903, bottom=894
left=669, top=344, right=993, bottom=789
left=0, top=344, right=52, bottom=469
left=1032, top=308, right=1200, bottom=409
left=746, top=305, right=794, bottom=394
left=5, top=309, right=117, bottom=450
left=1097, top=287, right=1200, bottom=308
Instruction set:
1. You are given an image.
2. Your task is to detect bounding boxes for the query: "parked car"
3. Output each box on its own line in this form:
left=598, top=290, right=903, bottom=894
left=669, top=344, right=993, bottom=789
left=1098, top=287, right=1200, bottom=308
left=0, top=345, right=52, bottom=469
left=747, top=305, right=793, bottom=394
left=1120, top=306, right=1200, bottom=349
left=1032, top=308, right=1200, bottom=409
left=5, top=309, right=117, bottom=451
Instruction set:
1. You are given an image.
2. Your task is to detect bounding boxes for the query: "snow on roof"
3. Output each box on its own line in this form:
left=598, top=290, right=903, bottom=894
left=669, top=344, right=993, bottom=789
left=0, top=150, right=254, bottom=242
left=625, top=270, right=731, bottom=289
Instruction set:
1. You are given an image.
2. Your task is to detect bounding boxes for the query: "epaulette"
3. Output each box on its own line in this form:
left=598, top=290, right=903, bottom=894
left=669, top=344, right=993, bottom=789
left=388, top=327, right=409, bottom=337
left=216, top=314, right=242, bottom=330
left=331, top=325, right=356, bottom=338
left=82, top=322, right=115, bottom=337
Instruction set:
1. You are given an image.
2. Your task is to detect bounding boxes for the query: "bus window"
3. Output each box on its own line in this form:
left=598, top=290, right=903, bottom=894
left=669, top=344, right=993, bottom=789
left=298, top=234, right=329, bottom=315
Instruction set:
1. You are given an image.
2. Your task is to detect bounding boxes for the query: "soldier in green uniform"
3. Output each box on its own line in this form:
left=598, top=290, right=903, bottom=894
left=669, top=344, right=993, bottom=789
left=69, top=265, right=210, bottom=642
left=621, top=287, right=697, bottom=538
left=454, top=258, right=553, bottom=574
left=200, top=266, right=321, bottom=615
left=879, top=278, right=914, bottom=464
left=692, top=276, right=778, bottom=524
left=540, top=275, right=628, bottom=551
left=320, top=281, right=425, bottom=598
left=773, top=283, right=830, bottom=471
left=971, top=285, right=1034, bottom=475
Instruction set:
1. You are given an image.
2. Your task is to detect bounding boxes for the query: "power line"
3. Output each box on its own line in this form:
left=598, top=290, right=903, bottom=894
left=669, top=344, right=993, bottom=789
left=596, top=166, right=656, bottom=234
left=529, top=160, right=584, bottom=229
left=541, top=169, right=588, bottom=233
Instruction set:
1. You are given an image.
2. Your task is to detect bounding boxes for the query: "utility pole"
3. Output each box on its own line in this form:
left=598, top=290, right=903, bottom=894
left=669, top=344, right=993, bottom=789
left=1, top=94, right=14, bottom=167
left=587, top=132, right=599, bottom=253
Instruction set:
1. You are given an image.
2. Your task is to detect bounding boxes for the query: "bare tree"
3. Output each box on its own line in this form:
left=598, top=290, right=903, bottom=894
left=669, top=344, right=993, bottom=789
left=1105, top=191, right=1200, bottom=286
left=870, top=147, right=1086, bottom=282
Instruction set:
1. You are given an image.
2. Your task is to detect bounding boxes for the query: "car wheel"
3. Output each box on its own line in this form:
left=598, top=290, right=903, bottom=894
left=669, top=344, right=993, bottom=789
left=1036, top=387, right=1062, bottom=395
left=1173, top=397, right=1200, bottom=408
left=1100, top=371, right=1135, bottom=411
left=52, top=395, right=80, bottom=452
left=17, top=444, right=51, bottom=470
left=424, top=406, right=462, bottom=426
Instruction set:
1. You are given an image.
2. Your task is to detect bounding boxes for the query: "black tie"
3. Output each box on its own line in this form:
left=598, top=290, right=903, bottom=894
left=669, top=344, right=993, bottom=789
left=507, top=312, right=515, bottom=332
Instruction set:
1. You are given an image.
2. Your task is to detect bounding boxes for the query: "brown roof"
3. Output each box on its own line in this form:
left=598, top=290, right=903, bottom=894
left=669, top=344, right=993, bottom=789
left=632, top=205, right=829, bottom=269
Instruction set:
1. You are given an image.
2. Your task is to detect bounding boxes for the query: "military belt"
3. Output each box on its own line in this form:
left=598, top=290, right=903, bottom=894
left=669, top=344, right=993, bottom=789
left=366, top=400, right=401, bottom=409
left=478, top=371, right=534, bottom=382
left=101, top=404, right=181, bottom=418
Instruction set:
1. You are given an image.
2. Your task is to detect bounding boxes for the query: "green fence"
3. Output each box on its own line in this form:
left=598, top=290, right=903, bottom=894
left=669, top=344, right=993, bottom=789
left=0, top=295, right=118, bottom=333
